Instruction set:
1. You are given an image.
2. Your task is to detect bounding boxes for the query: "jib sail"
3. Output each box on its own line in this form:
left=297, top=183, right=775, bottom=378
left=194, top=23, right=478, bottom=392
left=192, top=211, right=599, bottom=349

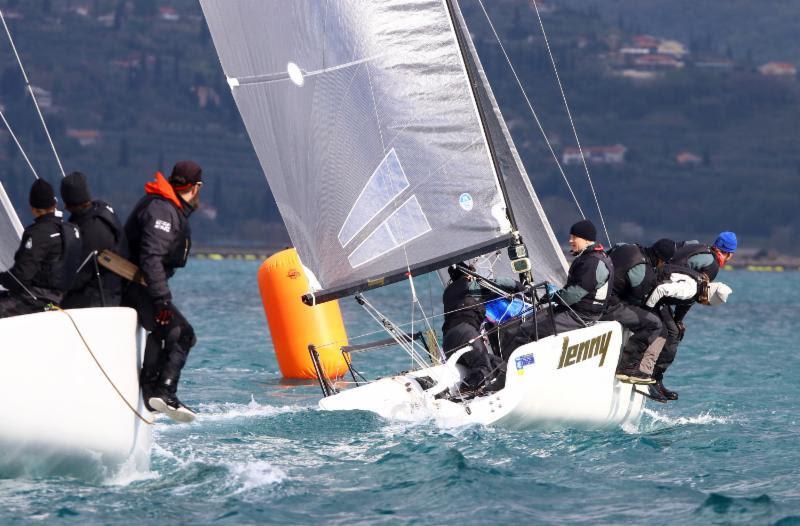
left=200, top=0, right=516, bottom=302
left=0, top=180, right=22, bottom=272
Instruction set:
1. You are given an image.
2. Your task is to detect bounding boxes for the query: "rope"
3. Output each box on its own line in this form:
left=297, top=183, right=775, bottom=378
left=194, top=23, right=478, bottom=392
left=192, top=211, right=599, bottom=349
left=0, top=109, right=38, bottom=179
left=52, top=306, right=154, bottom=425
left=475, top=0, right=585, bottom=218
left=529, top=0, right=612, bottom=246
left=0, top=8, right=65, bottom=177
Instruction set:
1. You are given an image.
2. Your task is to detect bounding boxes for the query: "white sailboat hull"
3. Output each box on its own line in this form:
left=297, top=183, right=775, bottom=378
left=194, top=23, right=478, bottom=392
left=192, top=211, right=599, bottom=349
left=0, top=307, right=151, bottom=476
left=320, top=322, right=646, bottom=430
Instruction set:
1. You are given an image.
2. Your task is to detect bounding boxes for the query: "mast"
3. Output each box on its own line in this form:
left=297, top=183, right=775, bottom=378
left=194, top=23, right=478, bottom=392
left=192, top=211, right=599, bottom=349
left=443, top=0, right=533, bottom=285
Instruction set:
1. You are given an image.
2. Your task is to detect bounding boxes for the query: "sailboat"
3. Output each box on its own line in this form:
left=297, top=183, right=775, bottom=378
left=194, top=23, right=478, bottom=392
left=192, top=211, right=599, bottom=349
left=0, top=10, right=151, bottom=475
left=200, top=0, right=646, bottom=429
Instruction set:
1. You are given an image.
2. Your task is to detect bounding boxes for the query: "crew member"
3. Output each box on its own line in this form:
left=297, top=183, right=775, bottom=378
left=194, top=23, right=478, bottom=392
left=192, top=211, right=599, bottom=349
left=504, top=220, right=612, bottom=357
left=645, top=264, right=733, bottom=401
left=60, top=172, right=126, bottom=308
left=0, top=179, right=80, bottom=317
left=602, top=239, right=675, bottom=385
left=123, top=161, right=203, bottom=422
left=651, top=232, right=737, bottom=400
left=441, top=263, right=519, bottom=391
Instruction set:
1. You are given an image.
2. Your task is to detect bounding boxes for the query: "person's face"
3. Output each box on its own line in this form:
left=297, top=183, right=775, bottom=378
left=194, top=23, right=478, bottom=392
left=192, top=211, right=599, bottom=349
left=568, top=235, right=591, bottom=254
left=187, top=183, right=202, bottom=208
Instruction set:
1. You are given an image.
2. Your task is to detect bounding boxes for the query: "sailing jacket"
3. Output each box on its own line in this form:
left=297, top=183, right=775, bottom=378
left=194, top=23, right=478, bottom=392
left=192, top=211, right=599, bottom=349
left=670, top=242, right=720, bottom=321
left=554, top=243, right=613, bottom=317
left=124, top=173, right=193, bottom=303
left=0, top=212, right=81, bottom=303
left=607, top=243, right=659, bottom=307
left=62, top=200, right=127, bottom=308
left=645, top=264, right=707, bottom=309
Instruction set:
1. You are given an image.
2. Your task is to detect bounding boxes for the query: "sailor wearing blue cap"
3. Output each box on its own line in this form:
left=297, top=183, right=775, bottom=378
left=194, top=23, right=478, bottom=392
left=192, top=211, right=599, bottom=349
left=648, top=231, right=737, bottom=401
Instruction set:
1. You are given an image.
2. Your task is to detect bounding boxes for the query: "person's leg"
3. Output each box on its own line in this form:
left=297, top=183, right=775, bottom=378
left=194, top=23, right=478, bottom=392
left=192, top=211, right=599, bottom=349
left=157, top=304, right=196, bottom=396
left=121, top=284, right=162, bottom=407
left=652, top=305, right=680, bottom=400
left=443, top=322, right=494, bottom=390
left=0, top=292, right=44, bottom=318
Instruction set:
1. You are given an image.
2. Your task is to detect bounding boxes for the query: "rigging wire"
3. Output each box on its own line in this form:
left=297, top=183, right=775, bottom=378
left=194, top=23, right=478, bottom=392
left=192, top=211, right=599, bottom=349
left=474, top=0, right=585, bottom=218
left=0, top=109, right=38, bottom=179
left=0, top=8, right=65, bottom=178
left=529, top=0, right=612, bottom=246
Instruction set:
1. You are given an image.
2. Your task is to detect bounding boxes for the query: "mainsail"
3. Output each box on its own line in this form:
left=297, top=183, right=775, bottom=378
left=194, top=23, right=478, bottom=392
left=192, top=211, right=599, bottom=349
left=0, top=180, right=22, bottom=272
left=450, top=2, right=568, bottom=285
left=200, top=0, right=516, bottom=302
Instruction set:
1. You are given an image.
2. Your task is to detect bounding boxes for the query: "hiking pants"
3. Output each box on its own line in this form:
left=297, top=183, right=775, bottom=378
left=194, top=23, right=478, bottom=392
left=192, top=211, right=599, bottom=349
left=601, top=302, right=662, bottom=370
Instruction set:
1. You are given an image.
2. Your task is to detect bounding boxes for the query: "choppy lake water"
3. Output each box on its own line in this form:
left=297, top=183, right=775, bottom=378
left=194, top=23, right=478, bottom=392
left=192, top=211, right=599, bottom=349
left=2, top=261, right=798, bottom=525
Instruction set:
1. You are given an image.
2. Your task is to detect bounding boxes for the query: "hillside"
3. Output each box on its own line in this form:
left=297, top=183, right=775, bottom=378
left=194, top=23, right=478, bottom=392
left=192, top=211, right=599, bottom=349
left=0, top=0, right=797, bottom=252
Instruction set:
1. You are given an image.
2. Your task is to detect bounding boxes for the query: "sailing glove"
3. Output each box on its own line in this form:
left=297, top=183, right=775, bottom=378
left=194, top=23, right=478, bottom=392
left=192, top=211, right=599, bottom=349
left=154, top=298, right=173, bottom=326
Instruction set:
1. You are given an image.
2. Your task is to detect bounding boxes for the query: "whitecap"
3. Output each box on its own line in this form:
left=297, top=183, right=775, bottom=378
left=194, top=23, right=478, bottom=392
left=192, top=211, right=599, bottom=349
left=627, top=408, right=735, bottom=433
left=227, top=461, right=287, bottom=494
left=196, top=395, right=306, bottom=422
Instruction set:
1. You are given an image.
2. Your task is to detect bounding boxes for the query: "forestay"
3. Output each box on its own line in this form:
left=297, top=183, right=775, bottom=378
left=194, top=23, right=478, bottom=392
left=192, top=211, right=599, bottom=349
left=450, top=2, right=567, bottom=285
left=0, top=180, right=22, bottom=272
left=200, top=0, right=514, bottom=302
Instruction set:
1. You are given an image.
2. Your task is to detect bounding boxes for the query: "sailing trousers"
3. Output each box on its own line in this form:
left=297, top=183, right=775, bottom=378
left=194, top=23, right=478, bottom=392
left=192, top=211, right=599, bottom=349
left=122, top=284, right=196, bottom=394
left=0, top=291, right=47, bottom=319
left=601, top=302, right=662, bottom=370
left=499, top=308, right=592, bottom=361
left=442, top=322, right=506, bottom=390
left=653, top=304, right=681, bottom=380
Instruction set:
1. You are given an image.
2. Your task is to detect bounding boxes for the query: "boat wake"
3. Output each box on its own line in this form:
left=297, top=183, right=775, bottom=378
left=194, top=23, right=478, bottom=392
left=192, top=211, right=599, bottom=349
left=189, top=396, right=306, bottom=423
left=623, top=407, right=735, bottom=434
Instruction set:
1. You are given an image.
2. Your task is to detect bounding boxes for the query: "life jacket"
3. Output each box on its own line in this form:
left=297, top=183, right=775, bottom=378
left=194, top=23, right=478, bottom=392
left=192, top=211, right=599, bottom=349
left=672, top=243, right=719, bottom=281
left=567, top=244, right=613, bottom=316
left=88, top=200, right=125, bottom=251
left=442, top=277, right=485, bottom=334
left=607, top=243, right=658, bottom=306
left=53, top=221, right=83, bottom=292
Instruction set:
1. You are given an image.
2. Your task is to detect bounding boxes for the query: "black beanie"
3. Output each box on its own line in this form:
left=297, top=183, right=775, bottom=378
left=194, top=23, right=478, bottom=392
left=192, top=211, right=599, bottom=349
left=169, top=160, right=202, bottom=189
left=60, top=171, right=92, bottom=207
left=29, top=179, right=56, bottom=209
left=651, top=238, right=676, bottom=263
left=569, top=219, right=597, bottom=242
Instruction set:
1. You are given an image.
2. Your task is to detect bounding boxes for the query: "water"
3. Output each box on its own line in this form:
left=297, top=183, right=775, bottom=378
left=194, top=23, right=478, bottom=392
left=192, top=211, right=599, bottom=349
left=2, top=261, right=799, bottom=525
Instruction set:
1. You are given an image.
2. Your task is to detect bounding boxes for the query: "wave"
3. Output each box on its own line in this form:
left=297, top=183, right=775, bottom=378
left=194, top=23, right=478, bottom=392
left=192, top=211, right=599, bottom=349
left=625, top=407, right=736, bottom=433
left=226, top=461, right=287, bottom=494
left=190, top=396, right=307, bottom=423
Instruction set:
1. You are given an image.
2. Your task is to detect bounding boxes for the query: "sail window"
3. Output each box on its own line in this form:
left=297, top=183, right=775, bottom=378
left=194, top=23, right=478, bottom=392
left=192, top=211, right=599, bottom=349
left=338, top=148, right=410, bottom=247
left=347, top=195, right=431, bottom=268
left=287, top=62, right=304, bottom=87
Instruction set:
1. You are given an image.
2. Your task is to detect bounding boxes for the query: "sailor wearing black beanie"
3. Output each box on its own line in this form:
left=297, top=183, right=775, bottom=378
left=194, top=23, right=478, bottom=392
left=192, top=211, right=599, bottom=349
left=0, top=178, right=81, bottom=317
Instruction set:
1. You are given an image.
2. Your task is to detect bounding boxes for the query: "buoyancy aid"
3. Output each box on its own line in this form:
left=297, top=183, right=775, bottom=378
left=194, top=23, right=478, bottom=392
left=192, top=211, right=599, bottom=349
left=672, top=243, right=719, bottom=281
left=607, top=243, right=659, bottom=306
left=566, top=244, right=613, bottom=316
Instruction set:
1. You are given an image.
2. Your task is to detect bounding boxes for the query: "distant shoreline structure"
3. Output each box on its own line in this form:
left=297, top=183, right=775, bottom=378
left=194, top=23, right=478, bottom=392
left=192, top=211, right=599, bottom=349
left=192, top=245, right=800, bottom=271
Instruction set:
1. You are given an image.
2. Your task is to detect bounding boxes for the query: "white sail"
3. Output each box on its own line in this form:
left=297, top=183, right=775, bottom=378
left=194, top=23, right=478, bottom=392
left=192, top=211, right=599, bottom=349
left=0, top=180, right=23, bottom=272
left=200, top=0, right=517, bottom=302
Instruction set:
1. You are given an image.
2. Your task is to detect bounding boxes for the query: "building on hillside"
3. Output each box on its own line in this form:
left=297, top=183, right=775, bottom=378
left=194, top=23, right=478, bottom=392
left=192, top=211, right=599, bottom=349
left=758, top=62, right=797, bottom=77
left=632, top=54, right=684, bottom=70
left=159, top=7, right=180, bottom=22
left=562, top=145, right=627, bottom=166
left=66, top=129, right=101, bottom=147
left=676, top=151, right=702, bottom=166
left=632, top=35, right=660, bottom=51
left=29, top=86, right=52, bottom=109
left=693, top=55, right=735, bottom=70
left=657, top=39, right=689, bottom=58
left=193, top=86, right=221, bottom=109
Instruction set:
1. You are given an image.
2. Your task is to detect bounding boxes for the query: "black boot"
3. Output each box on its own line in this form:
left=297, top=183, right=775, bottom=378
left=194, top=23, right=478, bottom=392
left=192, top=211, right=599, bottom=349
left=647, top=383, right=669, bottom=403
left=140, top=369, right=161, bottom=413
left=147, top=377, right=196, bottom=423
left=656, top=380, right=679, bottom=400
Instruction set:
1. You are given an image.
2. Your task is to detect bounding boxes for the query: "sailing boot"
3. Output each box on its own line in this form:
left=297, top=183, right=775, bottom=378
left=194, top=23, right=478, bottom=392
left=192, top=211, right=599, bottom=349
left=147, top=377, right=196, bottom=423
left=647, top=383, right=669, bottom=403
left=655, top=380, right=678, bottom=401
left=615, top=365, right=656, bottom=385
left=139, top=368, right=161, bottom=413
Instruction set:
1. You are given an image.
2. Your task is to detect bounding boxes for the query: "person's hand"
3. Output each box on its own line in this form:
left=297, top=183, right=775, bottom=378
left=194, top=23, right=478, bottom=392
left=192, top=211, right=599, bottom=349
left=545, top=283, right=559, bottom=295
left=154, top=299, right=173, bottom=326
left=676, top=320, right=686, bottom=340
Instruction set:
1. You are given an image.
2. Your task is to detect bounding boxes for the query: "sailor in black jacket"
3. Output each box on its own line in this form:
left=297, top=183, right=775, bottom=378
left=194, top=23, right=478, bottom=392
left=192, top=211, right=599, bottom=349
left=122, top=161, right=203, bottom=422
left=602, top=239, right=675, bottom=385
left=0, top=179, right=80, bottom=317
left=506, top=220, right=612, bottom=352
left=60, top=172, right=126, bottom=308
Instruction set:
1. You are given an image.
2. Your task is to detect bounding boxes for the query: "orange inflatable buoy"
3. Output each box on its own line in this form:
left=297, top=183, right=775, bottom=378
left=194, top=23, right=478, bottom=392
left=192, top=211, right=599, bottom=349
left=257, top=248, right=349, bottom=379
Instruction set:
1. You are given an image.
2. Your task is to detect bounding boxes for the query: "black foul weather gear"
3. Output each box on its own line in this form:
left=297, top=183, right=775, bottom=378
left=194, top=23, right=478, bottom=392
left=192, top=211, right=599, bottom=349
left=0, top=213, right=81, bottom=317
left=62, top=200, right=127, bottom=308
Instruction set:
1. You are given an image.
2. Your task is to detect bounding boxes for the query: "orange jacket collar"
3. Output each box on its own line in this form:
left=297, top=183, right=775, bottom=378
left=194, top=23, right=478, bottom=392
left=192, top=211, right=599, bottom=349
left=144, top=172, right=182, bottom=209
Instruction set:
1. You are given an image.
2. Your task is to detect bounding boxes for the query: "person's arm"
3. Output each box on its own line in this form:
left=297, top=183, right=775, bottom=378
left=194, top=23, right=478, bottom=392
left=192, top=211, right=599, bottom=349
left=555, top=257, right=607, bottom=306
left=673, top=303, right=692, bottom=322
left=138, top=203, right=177, bottom=302
left=0, top=231, right=41, bottom=293
left=646, top=273, right=698, bottom=308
